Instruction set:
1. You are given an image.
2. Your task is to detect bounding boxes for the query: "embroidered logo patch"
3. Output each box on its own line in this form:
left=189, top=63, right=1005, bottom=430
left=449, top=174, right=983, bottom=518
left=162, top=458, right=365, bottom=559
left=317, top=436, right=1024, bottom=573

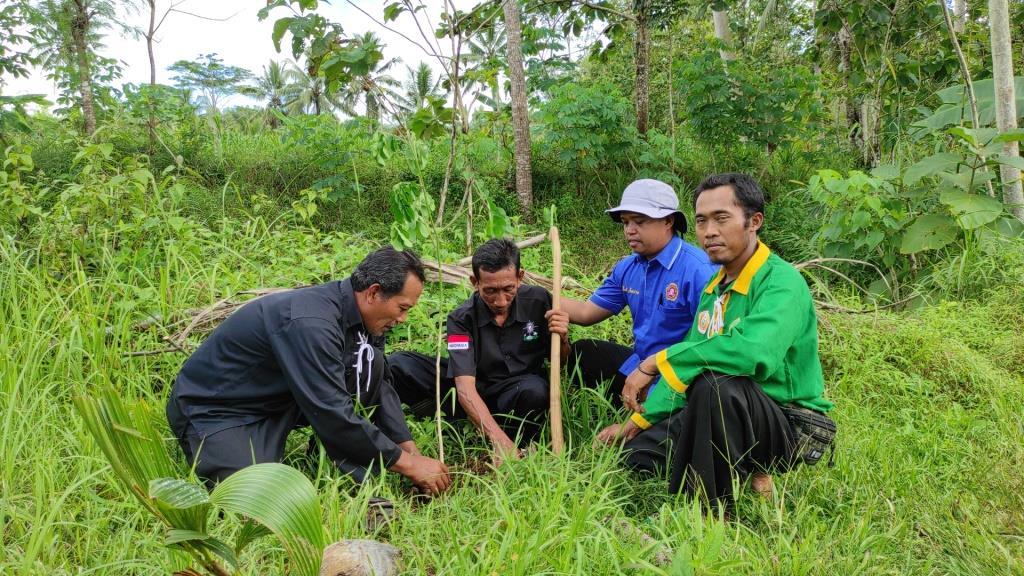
left=697, top=310, right=711, bottom=335
left=664, top=282, right=679, bottom=302
left=523, top=321, right=539, bottom=342
left=447, top=334, right=470, bottom=350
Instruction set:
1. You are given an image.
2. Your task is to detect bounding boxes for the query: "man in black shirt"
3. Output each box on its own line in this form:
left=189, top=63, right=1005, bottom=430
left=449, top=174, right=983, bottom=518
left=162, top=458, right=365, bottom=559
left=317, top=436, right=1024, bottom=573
left=166, top=247, right=451, bottom=495
left=389, top=239, right=570, bottom=462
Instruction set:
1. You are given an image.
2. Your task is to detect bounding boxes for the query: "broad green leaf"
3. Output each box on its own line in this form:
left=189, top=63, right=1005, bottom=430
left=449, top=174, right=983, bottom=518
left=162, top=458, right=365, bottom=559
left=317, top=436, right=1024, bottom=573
left=166, top=530, right=239, bottom=571
left=383, top=2, right=405, bottom=22
left=864, top=229, right=885, bottom=250
left=938, top=170, right=995, bottom=192
left=990, top=154, right=1024, bottom=171
left=992, top=128, right=1024, bottom=143
left=904, top=153, right=962, bottom=186
left=900, top=214, right=959, bottom=253
left=210, top=463, right=324, bottom=576
left=938, top=190, right=1004, bottom=229
left=987, top=216, right=1024, bottom=238
left=947, top=126, right=998, bottom=147
left=165, top=528, right=210, bottom=546
left=870, top=164, right=900, bottom=180
left=235, top=519, right=273, bottom=556
left=271, top=17, right=293, bottom=52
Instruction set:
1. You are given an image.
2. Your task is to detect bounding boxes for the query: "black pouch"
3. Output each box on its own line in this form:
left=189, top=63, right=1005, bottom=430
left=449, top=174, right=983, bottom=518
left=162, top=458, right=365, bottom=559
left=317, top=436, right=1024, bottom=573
left=781, top=404, right=836, bottom=467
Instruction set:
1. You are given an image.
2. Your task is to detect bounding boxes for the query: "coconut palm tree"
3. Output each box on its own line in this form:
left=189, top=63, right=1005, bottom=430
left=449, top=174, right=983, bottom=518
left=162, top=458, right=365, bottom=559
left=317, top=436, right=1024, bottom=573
left=337, top=32, right=401, bottom=123
left=463, top=22, right=506, bottom=112
left=282, top=62, right=343, bottom=116
left=396, top=62, right=442, bottom=115
left=239, top=60, right=293, bottom=128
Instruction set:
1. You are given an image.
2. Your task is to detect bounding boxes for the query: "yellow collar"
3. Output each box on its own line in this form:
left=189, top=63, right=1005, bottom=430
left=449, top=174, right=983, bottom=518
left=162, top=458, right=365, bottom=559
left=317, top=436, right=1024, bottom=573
left=704, top=240, right=771, bottom=296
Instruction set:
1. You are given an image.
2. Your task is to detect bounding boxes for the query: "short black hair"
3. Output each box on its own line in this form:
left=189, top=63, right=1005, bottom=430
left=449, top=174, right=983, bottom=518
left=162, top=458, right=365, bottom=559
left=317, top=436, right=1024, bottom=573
left=471, top=238, right=521, bottom=278
left=693, top=173, right=765, bottom=221
left=351, top=246, right=425, bottom=297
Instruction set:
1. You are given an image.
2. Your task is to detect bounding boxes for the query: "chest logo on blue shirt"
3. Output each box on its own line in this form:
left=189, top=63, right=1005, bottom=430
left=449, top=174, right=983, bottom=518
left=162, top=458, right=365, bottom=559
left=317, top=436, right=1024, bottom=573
left=523, top=321, right=539, bottom=342
left=664, top=282, right=679, bottom=302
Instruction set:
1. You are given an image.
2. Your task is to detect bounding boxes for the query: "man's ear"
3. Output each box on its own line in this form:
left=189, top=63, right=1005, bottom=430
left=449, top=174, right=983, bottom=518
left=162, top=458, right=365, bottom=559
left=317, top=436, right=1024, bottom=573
left=469, top=275, right=479, bottom=290
left=517, top=268, right=525, bottom=281
left=365, top=283, right=383, bottom=303
left=749, top=212, right=764, bottom=233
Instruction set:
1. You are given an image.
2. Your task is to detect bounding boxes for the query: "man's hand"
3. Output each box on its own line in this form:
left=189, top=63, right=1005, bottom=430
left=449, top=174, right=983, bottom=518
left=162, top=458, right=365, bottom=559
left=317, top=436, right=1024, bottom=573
left=397, top=440, right=421, bottom=456
left=545, top=308, right=570, bottom=337
left=491, top=442, right=524, bottom=467
left=622, top=356, right=659, bottom=413
left=594, top=419, right=641, bottom=447
left=390, top=451, right=451, bottom=496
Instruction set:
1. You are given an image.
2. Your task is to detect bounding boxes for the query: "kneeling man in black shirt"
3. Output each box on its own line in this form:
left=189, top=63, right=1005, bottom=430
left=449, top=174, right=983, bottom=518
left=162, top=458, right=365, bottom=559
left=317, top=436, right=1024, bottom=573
left=166, top=247, right=450, bottom=495
left=389, top=238, right=570, bottom=462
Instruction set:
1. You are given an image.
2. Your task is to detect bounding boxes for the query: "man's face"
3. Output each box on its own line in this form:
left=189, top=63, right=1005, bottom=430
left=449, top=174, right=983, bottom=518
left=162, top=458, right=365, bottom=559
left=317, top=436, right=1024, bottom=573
left=471, top=265, right=522, bottom=317
left=694, top=185, right=762, bottom=266
left=618, top=212, right=674, bottom=258
left=363, top=273, right=423, bottom=336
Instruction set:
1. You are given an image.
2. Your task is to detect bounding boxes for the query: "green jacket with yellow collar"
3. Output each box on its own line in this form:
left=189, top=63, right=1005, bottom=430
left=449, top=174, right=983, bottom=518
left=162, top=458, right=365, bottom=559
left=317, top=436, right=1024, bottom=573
left=630, top=241, right=833, bottom=431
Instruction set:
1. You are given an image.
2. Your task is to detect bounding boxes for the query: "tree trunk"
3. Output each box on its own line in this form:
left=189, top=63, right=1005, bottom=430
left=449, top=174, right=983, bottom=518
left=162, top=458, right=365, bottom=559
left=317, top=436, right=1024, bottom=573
left=146, top=0, right=157, bottom=152
left=69, top=0, right=96, bottom=136
left=838, top=22, right=860, bottom=149
left=502, top=0, right=533, bottom=216
left=990, top=0, right=1024, bottom=221
left=634, top=0, right=651, bottom=136
left=953, top=0, right=967, bottom=34
left=668, top=31, right=675, bottom=161
left=366, top=90, right=379, bottom=124
left=712, top=9, right=735, bottom=62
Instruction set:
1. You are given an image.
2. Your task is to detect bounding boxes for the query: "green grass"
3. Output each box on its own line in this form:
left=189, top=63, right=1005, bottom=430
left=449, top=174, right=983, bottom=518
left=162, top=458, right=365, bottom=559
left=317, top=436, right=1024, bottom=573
left=1, top=214, right=1022, bottom=575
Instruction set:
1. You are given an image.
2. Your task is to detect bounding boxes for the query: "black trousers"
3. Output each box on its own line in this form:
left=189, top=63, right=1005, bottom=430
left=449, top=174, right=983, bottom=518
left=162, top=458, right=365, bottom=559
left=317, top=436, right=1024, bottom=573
left=567, top=339, right=633, bottom=405
left=621, top=411, right=682, bottom=475
left=667, top=372, right=796, bottom=508
left=387, top=351, right=549, bottom=443
left=167, top=353, right=393, bottom=487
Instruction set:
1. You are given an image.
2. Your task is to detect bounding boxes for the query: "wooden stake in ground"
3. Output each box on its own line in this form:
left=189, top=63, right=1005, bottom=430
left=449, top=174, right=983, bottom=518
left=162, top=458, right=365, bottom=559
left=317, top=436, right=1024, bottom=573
left=548, top=226, right=564, bottom=454
left=435, top=325, right=445, bottom=464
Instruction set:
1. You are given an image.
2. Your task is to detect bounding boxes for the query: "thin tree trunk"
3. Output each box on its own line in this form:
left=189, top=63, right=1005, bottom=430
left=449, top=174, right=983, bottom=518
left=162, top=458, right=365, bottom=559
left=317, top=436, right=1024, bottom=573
left=712, top=9, right=735, bottom=61
left=146, top=0, right=157, bottom=152
left=990, top=0, right=1024, bottom=220
left=953, top=0, right=967, bottom=34
left=838, top=22, right=860, bottom=149
left=503, top=0, right=533, bottom=216
left=942, top=0, right=997, bottom=197
left=70, top=0, right=96, bottom=136
left=668, top=31, right=675, bottom=162
left=634, top=0, right=651, bottom=136
left=366, top=90, right=379, bottom=124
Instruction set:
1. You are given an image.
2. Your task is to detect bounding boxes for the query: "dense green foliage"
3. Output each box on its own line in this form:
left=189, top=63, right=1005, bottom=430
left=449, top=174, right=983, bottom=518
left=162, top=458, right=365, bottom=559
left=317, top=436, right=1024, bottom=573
left=3, top=0, right=1024, bottom=573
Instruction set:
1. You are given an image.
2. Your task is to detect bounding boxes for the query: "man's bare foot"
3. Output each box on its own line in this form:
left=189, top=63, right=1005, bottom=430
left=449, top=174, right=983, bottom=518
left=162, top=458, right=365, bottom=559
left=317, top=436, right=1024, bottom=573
left=751, top=472, right=774, bottom=498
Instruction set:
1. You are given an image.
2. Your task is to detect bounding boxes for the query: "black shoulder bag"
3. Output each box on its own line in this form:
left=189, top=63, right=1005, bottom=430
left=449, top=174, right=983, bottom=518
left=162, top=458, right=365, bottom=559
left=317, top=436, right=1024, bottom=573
left=781, top=404, right=836, bottom=467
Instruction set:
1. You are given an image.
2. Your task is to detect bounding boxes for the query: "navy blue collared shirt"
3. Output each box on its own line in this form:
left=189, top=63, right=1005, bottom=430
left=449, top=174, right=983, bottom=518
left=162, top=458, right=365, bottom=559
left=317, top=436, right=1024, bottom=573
left=589, top=235, right=718, bottom=376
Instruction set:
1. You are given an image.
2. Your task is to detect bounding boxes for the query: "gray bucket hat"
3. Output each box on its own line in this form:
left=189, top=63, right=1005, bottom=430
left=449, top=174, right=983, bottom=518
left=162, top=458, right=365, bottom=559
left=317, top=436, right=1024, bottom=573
left=606, top=179, right=687, bottom=234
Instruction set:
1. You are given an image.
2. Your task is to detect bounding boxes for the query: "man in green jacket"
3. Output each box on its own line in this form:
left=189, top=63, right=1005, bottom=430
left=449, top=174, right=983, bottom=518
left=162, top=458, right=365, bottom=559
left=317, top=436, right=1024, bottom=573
left=597, top=172, right=833, bottom=508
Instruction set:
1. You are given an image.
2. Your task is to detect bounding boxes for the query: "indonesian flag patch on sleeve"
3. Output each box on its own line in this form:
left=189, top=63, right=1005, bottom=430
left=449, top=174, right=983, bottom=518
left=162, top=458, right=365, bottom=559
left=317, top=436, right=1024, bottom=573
left=447, top=334, right=470, bottom=350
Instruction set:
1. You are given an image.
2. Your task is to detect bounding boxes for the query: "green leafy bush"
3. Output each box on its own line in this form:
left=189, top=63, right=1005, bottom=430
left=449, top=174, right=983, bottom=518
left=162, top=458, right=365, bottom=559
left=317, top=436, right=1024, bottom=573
left=677, top=51, right=823, bottom=152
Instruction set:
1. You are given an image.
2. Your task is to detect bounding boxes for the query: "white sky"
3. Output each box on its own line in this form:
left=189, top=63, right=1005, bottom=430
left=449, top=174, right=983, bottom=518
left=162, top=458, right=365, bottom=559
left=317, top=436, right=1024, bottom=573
left=4, top=0, right=472, bottom=110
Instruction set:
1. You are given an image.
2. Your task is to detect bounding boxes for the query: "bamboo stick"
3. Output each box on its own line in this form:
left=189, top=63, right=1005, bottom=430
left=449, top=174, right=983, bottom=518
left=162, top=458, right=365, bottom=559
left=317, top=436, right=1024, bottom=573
left=548, top=226, right=564, bottom=454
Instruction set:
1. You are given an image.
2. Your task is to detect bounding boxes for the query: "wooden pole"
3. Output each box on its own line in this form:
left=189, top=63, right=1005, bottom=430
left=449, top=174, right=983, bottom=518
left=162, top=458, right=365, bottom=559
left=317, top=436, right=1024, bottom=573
left=548, top=226, right=564, bottom=454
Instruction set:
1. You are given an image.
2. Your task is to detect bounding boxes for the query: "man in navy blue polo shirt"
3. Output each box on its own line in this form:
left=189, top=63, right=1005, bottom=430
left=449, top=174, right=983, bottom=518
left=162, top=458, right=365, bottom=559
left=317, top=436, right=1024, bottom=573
left=548, top=179, right=717, bottom=471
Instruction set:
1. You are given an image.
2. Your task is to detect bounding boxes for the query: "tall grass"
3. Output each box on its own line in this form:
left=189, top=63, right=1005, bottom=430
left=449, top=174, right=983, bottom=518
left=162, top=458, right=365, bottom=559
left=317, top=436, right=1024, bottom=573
left=1, top=212, right=1022, bottom=574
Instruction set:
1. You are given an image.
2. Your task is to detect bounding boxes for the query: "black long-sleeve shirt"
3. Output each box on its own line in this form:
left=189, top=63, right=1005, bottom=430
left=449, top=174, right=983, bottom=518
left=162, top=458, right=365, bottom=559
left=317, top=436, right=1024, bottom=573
left=171, top=279, right=411, bottom=468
